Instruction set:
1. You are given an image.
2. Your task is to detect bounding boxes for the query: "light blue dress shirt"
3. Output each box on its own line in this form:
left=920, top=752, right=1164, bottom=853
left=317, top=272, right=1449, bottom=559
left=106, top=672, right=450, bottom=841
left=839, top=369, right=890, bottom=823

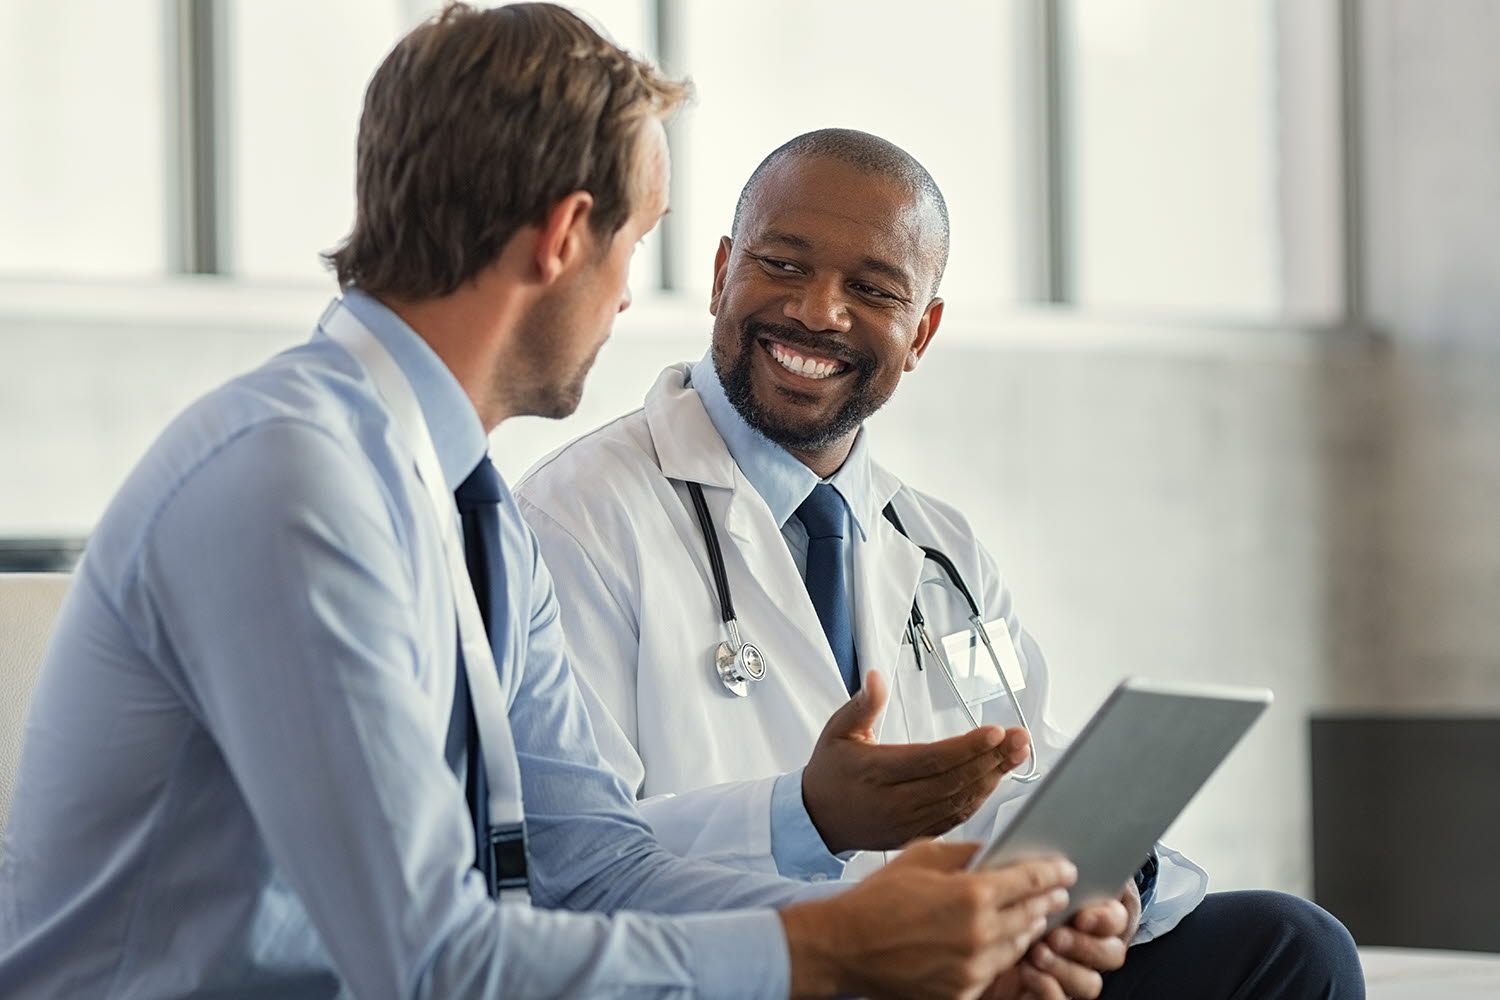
left=0, top=293, right=821, bottom=999
left=688, top=355, right=880, bottom=882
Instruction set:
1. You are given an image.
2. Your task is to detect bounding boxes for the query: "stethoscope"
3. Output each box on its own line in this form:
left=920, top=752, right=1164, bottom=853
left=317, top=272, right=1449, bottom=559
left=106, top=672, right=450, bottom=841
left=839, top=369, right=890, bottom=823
left=683, top=481, right=1042, bottom=783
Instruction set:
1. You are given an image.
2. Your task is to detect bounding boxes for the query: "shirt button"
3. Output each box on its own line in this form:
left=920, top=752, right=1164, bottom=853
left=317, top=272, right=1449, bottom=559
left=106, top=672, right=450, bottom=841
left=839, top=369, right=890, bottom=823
left=809, top=873, right=829, bottom=883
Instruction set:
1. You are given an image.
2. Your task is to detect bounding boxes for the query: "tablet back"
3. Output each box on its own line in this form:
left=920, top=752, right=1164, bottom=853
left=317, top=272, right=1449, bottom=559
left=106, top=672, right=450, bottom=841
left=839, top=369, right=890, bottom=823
left=971, top=678, right=1271, bottom=922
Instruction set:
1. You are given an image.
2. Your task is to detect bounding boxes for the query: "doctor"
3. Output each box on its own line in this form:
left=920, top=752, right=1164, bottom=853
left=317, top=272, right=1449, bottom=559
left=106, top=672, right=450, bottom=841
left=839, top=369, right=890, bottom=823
left=516, top=129, right=1364, bottom=998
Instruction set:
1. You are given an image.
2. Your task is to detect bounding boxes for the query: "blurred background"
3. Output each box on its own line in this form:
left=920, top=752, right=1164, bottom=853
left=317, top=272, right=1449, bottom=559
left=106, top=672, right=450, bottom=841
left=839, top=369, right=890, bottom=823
left=2, top=0, right=1497, bottom=950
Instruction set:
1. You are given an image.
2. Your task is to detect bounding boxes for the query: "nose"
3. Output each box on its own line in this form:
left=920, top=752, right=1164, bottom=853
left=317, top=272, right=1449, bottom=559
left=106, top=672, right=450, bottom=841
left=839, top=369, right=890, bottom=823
left=783, top=276, right=851, bottom=333
left=617, top=282, right=633, bottom=314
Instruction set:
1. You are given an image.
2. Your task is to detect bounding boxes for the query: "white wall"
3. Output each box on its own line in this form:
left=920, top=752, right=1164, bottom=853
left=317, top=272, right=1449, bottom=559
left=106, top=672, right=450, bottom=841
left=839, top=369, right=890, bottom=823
left=1331, top=1, right=1500, bottom=719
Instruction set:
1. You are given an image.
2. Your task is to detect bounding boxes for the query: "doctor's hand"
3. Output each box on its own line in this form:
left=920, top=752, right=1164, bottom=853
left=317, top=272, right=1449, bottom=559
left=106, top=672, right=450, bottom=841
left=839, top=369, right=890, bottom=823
left=802, top=670, right=1032, bottom=853
left=780, top=840, right=1074, bottom=1000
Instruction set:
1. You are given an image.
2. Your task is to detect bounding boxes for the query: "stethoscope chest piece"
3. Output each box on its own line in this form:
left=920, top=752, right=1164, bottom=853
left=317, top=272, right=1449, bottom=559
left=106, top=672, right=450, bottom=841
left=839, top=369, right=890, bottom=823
left=685, top=480, right=773, bottom=698
left=714, top=631, right=767, bottom=698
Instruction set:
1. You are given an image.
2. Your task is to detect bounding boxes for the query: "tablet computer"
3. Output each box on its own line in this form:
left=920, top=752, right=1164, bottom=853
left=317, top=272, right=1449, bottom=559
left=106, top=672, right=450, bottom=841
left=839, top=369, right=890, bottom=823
left=968, top=677, right=1271, bottom=925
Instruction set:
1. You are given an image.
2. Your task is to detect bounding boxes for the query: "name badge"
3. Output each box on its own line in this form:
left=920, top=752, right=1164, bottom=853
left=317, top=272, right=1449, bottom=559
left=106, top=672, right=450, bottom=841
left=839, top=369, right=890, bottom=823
left=937, top=618, right=1026, bottom=708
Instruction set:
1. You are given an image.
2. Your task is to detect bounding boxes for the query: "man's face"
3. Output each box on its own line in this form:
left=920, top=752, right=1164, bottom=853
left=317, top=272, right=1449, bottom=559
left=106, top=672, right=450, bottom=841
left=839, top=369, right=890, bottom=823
left=513, top=118, right=670, bottom=419
left=709, top=155, right=943, bottom=453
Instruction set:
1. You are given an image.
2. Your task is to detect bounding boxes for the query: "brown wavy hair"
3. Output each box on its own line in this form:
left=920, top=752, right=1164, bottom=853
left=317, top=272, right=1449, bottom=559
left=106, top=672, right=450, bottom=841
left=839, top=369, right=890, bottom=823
left=324, top=2, right=688, bottom=299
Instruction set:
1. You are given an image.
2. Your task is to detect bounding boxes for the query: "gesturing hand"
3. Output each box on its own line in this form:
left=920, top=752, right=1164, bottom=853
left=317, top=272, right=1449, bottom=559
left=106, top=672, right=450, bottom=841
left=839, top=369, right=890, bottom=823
left=801, top=669, right=1032, bottom=854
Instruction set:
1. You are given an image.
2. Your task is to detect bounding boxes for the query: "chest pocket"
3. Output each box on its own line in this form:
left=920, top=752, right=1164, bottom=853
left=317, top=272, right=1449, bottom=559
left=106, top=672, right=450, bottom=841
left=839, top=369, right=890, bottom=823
left=886, top=571, right=978, bottom=744
left=888, top=638, right=940, bottom=743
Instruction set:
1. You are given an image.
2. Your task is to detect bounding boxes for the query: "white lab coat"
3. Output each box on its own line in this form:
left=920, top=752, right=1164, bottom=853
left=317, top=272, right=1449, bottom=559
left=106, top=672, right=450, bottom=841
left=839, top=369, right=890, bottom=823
left=516, top=364, right=1206, bottom=941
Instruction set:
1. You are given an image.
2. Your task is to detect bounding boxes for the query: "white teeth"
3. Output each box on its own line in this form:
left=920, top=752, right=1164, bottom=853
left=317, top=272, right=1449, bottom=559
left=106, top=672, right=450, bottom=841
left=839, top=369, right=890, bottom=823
left=769, top=342, right=841, bottom=380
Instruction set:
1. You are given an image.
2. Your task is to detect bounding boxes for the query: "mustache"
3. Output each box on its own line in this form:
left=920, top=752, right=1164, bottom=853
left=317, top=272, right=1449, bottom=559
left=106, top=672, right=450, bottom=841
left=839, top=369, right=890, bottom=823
left=741, top=319, right=874, bottom=372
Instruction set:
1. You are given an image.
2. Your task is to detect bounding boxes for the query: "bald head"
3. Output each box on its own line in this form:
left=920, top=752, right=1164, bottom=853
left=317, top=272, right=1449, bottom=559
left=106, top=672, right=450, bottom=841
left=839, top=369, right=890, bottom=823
left=731, top=128, right=950, bottom=297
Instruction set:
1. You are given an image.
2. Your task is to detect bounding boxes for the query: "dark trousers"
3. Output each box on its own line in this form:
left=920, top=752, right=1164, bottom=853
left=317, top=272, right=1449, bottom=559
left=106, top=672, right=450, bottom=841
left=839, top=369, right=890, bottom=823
left=1099, top=891, right=1365, bottom=999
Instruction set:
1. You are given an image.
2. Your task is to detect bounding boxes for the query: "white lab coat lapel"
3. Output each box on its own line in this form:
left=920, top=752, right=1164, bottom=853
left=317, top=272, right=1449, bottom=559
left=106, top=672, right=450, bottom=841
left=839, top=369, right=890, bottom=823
left=852, top=467, right=925, bottom=742
left=643, top=368, right=853, bottom=713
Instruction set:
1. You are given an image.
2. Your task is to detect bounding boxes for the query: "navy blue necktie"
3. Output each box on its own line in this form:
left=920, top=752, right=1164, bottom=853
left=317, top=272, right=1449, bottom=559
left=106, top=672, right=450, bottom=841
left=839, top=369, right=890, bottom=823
left=450, top=455, right=508, bottom=898
left=796, top=483, right=859, bottom=694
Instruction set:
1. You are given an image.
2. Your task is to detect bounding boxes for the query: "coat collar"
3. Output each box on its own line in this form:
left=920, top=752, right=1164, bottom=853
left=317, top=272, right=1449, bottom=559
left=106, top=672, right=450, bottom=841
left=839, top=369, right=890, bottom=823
left=644, top=363, right=738, bottom=490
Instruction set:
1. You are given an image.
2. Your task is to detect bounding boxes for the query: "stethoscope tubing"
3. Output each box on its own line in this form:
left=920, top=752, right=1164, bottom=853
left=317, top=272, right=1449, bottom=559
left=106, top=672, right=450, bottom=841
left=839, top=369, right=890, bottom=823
left=686, top=481, right=737, bottom=625
left=882, top=504, right=1041, bottom=783
left=682, top=478, right=1043, bottom=782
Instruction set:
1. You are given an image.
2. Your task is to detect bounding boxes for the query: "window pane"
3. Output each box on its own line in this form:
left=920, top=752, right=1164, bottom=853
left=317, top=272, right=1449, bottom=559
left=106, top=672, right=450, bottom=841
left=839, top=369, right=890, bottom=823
left=228, top=0, right=655, bottom=287
left=1063, top=0, right=1279, bottom=315
left=563, top=0, right=659, bottom=296
left=227, top=1, right=410, bottom=283
left=671, top=1, right=1020, bottom=307
left=0, top=1, right=167, bottom=278
left=568, top=0, right=652, bottom=54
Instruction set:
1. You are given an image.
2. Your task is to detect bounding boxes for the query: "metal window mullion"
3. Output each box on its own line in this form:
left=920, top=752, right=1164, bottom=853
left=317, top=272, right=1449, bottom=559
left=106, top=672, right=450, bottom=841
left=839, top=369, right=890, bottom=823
left=167, top=0, right=228, bottom=275
left=651, top=0, right=683, bottom=294
left=1337, top=0, right=1364, bottom=325
left=1015, top=0, right=1069, bottom=305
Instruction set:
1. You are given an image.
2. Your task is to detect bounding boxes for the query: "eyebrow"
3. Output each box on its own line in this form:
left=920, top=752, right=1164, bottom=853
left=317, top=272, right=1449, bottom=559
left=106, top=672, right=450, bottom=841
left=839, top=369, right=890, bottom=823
left=755, top=230, right=916, bottom=294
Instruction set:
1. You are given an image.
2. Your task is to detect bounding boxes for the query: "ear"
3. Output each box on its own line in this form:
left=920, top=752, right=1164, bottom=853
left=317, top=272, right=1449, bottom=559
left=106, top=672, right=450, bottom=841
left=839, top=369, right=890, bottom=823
left=534, top=191, right=596, bottom=285
left=904, top=298, right=943, bottom=372
left=708, top=236, right=733, bottom=317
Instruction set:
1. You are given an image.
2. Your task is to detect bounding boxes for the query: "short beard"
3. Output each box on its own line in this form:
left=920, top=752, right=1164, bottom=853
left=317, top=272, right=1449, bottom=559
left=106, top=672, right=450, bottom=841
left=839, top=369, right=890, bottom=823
left=717, top=318, right=885, bottom=452
left=500, top=293, right=599, bottom=420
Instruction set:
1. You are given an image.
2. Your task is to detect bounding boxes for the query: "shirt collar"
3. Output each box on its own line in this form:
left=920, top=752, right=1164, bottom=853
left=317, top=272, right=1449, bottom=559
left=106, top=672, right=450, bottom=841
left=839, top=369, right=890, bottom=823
left=340, top=288, right=489, bottom=492
left=689, top=352, right=881, bottom=540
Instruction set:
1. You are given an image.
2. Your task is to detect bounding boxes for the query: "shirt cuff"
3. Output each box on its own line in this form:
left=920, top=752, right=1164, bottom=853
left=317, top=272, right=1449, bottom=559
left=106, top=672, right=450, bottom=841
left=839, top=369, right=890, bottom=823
left=769, top=768, right=849, bottom=881
left=681, top=908, right=790, bottom=999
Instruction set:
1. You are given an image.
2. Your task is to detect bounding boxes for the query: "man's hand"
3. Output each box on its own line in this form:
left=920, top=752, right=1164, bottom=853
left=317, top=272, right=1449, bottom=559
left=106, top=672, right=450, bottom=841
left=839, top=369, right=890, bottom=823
left=801, top=670, right=1032, bottom=853
left=985, top=881, right=1139, bottom=999
left=780, top=840, right=1075, bottom=1000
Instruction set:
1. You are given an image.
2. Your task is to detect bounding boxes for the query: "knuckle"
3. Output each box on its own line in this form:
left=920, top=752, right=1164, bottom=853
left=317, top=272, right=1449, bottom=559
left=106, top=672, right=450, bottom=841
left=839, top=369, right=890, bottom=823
left=960, top=881, right=989, bottom=912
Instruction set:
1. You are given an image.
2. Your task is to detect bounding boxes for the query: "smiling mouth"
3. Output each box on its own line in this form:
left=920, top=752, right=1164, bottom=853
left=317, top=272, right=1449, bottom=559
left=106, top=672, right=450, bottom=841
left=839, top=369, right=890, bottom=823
left=758, top=337, right=851, bottom=381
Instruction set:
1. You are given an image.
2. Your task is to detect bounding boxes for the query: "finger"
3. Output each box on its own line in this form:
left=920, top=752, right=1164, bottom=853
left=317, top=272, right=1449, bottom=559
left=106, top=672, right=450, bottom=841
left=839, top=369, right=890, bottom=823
left=980, top=902, right=1052, bottom=976
left=1018, top=962, right=1070, bottom=1000
left=884, top=837, right=980, bottom=872
left=1047, top=924, right=1128, bottom=974
left=983, top=884, right=1071, bottom=965
left=914, top=738, right=1016, bottom=800
left=875, top=725, right=1006, bottom=783
left=908, top=768, right=1007, bottom=837
left=899, top=726, right=1032, bottom=804
left=1028, top=941, right=1106, bottom=999
left=815, top=669, right=888, bottom=743
left=978, top=857, right=1078, bottom=908
left=999, top=726, right=1032, bottom=766
left=1072, top=899, right=1129, bottom=940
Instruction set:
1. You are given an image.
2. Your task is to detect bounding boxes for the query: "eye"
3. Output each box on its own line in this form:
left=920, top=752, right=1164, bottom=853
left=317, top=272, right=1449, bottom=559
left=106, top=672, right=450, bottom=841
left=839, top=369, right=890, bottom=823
left=851, top=281, right=897, bottom=300
left=749, top=252, right=804, bottom=275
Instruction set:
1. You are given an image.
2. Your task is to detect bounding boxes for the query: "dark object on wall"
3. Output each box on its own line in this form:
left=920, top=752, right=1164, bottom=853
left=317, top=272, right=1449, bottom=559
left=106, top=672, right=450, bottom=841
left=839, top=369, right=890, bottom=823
left=1312, top=714, right=1500, bottom=954
left=0, top=538, right=84, bottom=573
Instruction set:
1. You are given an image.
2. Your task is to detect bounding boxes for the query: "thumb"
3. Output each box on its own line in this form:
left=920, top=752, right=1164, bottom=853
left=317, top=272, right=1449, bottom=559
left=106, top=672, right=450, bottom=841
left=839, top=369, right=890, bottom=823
left=818, top=669, right=888, bottom=742
left=885, top=837, right=980, bottom=873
